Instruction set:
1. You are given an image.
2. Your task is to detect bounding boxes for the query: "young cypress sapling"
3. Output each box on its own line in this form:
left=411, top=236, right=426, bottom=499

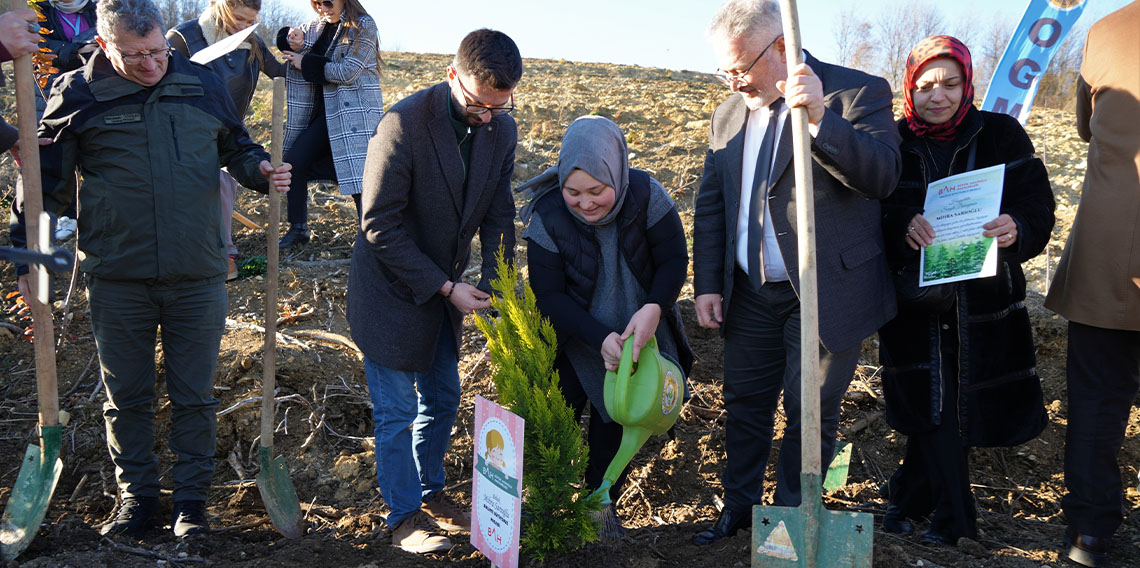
left=474, top=248, right=602, bottom=562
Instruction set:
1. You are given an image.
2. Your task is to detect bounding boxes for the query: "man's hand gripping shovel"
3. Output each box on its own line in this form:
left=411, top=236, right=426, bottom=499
left=256, top=77, right=306, bottom=539
left=0, top=6, right=63, bottom=558
left=750, top=2, right=872, bottom=566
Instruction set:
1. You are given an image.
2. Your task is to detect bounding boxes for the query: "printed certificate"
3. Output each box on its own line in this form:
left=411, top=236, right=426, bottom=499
left=920, top=164, right=1005, bottom=286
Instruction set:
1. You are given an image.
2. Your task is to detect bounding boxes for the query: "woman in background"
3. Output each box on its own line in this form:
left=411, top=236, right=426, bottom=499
left=32, top=0, right=101, bottom=238
left=37, top=0, right=99, bottom=100
left=878, top=35, right=1055, bottom=546
left=169, top=0, right=286, bottom=280
left=276, top=0, right=382, bottom=250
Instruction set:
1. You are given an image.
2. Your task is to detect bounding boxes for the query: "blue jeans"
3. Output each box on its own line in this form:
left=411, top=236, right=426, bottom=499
left=365, top=327, right=461, bottom=528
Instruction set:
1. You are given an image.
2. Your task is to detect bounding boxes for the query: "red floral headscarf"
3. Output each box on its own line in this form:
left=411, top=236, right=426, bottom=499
left=903, top=35, right=975, bottom=141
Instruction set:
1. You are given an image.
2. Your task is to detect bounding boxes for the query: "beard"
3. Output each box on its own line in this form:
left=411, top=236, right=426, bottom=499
left=742, top=94, right=768, bottom=111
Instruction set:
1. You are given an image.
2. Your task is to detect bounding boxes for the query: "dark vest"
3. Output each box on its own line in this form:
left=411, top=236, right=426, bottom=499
left=535, top=169, right=654, bottom=306
left=170, top=21, right=261, bottom=119
left=533, top=169, right=694, bottom=374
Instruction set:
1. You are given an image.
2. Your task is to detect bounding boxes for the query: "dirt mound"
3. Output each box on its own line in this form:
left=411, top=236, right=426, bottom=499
left=1, top=51, right=1138, bottom=568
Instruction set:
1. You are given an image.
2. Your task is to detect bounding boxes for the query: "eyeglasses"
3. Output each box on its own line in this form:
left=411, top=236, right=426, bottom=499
left=316, top=0, right=335, bottom=8
left=454, top=72, right=515, bottom=116
left=714, top=34, right=782, bottom=87
left=111, top=45, right=173, bottom=65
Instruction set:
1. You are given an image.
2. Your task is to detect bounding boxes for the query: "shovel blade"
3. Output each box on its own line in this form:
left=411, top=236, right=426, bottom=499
left=751, top=503, right=872, bottom=567
left=256, top=446, right=305, bottom=539
left=0, top=426, right=63, bottom=561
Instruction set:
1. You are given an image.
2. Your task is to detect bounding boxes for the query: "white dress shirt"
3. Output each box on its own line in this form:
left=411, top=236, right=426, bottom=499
left=736, top=102, right=790, bottom=282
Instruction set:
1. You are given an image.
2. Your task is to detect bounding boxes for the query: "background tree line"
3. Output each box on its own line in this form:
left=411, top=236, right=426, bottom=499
left=832, top=0, right=1085, bottom=112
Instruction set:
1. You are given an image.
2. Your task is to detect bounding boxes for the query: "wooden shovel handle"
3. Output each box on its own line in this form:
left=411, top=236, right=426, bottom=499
left=10, top=14, right=60, bottom=428
left=261, top=78, right=285, bottom=447
left=777, top=0, right=821, bottom=476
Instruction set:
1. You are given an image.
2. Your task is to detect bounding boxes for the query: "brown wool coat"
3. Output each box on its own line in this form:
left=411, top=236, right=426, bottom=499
left=1045, top=1, right=1140, bottom=330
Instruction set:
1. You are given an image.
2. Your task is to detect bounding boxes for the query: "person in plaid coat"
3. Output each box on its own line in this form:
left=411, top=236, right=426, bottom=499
left=276, top=0, right=382, bottom=249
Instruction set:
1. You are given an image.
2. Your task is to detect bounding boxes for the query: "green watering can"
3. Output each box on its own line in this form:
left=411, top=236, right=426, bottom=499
left=589, top=336, right=684, bottom=505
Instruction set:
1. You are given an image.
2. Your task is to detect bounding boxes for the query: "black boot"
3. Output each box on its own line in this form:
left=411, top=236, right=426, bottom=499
left=693, top=507, right=751, bottom=545
left=279, top=224, right=310, bottom=250
left=882, top=504, right=913, bottom=534
left=100, top=495, right=158, bottom=537
left=172, top=500, right=210, bottom=537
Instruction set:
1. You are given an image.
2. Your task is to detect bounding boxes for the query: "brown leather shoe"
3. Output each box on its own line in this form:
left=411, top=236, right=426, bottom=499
left=421, top=492, right=471, bottom=532
left=391, top=510, right=451, bottom=554
left=226, top=256, right=239, bottom=282
left=1064, top=526, right=1109, bottom=567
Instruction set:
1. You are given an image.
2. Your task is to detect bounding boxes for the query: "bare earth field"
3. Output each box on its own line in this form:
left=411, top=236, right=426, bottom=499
left=1, top=51, right=1138, bottom=567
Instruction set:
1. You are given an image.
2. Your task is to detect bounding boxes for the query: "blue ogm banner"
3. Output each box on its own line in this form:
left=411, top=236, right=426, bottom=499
left=980, top=0, right=1089, bottom=123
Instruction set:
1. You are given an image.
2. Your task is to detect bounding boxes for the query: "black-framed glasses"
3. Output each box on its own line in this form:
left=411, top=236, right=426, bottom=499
left=317, top=0, right=335, bottom=8
left=112, top=45, right=174, bottom=65
left=455, top=72, right=516, bottom=116
left=714, top=34, right=782, bottom=87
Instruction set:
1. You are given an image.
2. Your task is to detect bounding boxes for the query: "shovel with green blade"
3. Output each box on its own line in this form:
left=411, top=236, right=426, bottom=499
left=588, top=336, right=684, bottom=506
left=0, top=18, right=64, bottom=560
left=750, top=1, right=872, bottom=566
left=256, top=77, right=305, bottom=539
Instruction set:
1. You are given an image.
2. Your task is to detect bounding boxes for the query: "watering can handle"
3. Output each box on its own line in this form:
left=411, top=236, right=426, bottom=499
left=613, top=336, right=636, bottom=415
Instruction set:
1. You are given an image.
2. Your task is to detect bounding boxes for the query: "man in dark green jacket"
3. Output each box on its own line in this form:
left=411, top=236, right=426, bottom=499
left=8, top=0, right=291, bottom=539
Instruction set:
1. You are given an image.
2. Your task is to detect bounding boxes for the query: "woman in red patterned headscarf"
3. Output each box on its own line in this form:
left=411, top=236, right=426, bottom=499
left=876, top=35, right=1056, bottom=546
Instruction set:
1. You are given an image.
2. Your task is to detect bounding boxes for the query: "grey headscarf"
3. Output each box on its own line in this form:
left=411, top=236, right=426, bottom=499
left=517, top=115, right=630, bottom=226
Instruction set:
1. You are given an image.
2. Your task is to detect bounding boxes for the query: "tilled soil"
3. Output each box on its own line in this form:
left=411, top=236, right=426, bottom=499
left=2, top=52, right=1139, bottom=568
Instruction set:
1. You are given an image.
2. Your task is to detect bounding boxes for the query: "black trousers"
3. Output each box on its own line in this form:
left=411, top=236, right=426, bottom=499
left=885, top=336, right=977, bottom=540
left=721, top=271, right=860, bottom=511
left=1062, top=321, right=1140, bottom=537
left=555, top=353, right=628, bottom=503
left=283, top=113, right=338, bottom=226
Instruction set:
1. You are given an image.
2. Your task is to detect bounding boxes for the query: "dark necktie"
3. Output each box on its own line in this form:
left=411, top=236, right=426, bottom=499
left=747, top=99, right=782, bottom=290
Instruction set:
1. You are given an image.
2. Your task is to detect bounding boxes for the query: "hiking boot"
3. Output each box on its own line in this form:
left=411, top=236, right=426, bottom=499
left=391, top=510, right=451, bottom=554
left=279, top=225, right=310, bottom=250
left=421, top=492, right=471, bottom=532
left=226, top=256, right=239, bottom=282
left=100, top=495, right=158, bottom=537
left=590, top=503, right=626, bottom=540
left=172, top=500, right=210, bottom=537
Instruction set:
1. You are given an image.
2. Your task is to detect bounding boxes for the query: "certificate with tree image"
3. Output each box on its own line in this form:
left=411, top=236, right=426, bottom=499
left=920, top=164, right=1005, bottom=286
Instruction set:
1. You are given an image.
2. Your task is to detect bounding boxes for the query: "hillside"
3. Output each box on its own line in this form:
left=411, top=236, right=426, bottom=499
left=0, top=51, right=1135, bottom=568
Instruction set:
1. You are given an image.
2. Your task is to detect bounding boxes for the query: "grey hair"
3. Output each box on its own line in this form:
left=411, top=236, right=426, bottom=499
left=706, top=0, right=781, bottom=45
left=96, top=0, right=164, bottom=44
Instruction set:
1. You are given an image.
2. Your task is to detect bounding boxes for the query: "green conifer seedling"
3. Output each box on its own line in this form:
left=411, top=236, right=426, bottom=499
left=475, top=248, right=602, bottom=562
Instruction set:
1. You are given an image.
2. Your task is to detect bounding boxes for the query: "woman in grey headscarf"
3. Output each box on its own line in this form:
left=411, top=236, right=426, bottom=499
left=517, top=115, right=692, bottom=537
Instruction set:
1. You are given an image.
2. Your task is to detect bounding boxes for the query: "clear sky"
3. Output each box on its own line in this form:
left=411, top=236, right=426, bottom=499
left=280, top=0, right=1131, bottom=73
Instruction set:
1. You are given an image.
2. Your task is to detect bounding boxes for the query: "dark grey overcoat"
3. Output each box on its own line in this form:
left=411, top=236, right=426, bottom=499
left=348, top=82, right=517, bottom=372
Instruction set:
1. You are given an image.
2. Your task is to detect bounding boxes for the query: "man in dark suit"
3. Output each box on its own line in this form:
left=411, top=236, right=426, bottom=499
left=691, top=0, right=901, bottom=545
left=347, top=29, right=521, bottom=554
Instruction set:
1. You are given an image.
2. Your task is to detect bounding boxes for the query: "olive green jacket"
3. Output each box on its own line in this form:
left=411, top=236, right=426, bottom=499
left=10, top=50, right=270, bottom=284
